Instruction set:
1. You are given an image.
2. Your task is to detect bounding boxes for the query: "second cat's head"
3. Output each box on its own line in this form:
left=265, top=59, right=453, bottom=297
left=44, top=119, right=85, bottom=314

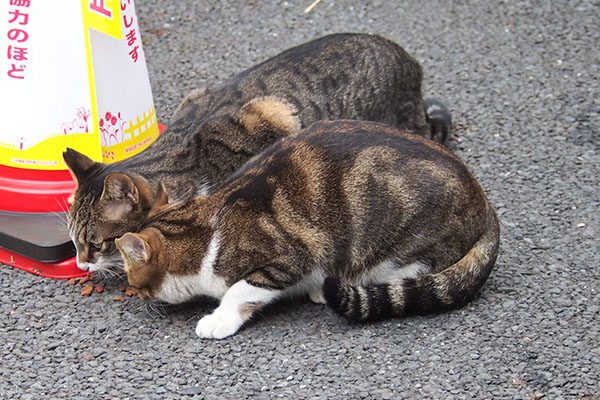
left=115, top=229, right=167, bottom=301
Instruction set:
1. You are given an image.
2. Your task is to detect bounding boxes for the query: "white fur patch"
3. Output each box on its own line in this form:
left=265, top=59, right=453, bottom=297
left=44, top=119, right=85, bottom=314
left=155, top=231, right=227, bottom=304
left=284, top=267, right=327, bottom=304
left=358, top=259, right=428, bottom=286
left=196, top=280, right=280, bottom=339
left=196, top=182, right=211, bottom=197
left=356, top=285, right=370, bottom=318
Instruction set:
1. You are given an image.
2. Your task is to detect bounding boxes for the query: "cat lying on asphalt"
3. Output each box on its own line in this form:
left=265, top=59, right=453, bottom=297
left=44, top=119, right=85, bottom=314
left=63, top=33, right=452, bottom=273
left=114, top=119, right=498, bottom=339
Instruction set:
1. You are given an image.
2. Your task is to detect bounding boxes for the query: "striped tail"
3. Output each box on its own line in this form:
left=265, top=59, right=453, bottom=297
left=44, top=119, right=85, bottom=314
left=424, top=98, right=453, bottom=145
left=323, top=206, right=500, bottom=322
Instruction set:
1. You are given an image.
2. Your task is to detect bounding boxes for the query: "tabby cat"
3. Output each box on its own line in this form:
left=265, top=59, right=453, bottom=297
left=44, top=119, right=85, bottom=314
left=63, top=33, right=452, bottom=273
left=114, top=120, right=499, bottom=339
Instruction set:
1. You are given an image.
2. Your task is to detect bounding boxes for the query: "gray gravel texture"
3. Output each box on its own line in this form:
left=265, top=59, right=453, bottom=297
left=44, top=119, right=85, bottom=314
left=1, top=1, right=599, bottom=399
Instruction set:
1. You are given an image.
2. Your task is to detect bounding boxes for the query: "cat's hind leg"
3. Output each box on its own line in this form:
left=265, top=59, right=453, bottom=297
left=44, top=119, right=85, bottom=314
left=195, top=280, right=280, bottom=339
left=283, top=268, right=327, bottom=304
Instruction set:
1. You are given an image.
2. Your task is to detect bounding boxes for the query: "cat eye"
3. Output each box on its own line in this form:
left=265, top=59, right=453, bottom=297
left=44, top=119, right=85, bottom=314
left=89, top=241, right=103, bottom=252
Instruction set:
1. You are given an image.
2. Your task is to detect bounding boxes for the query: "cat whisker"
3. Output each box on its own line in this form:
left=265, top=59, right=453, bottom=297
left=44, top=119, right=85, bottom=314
left=54, top=222, right=70, bottom=236
left=98, top=269, right=113, bottom=281
left=92, top=268, right=105, bottom=281
left=48, top=206, right=72, bottom=237
left=105, top=267, right=126, bottom=280
left=52, top=196, right=70, bottom=214
left=94, top=268, right=118, bottom=281
left=90, top=269, right=105, bottom=282
left=50, top=210, right=67, bottom=223
left=143, top=301, right=167, bottom=318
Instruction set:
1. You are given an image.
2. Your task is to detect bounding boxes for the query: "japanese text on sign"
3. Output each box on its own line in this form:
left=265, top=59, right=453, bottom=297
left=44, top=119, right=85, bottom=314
left=121, top=0, right=139, bottom=62
left=6, top=0, right=31, bottom=79
left=89, top=0, right=112, bottom=19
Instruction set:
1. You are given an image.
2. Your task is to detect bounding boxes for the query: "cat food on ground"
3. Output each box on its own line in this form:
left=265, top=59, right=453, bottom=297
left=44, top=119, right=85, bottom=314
left=94, top=285, right=104, bottom=293
left=80, top=284, right=94, bottom=296
left=112, top=296, right=126, bottom=302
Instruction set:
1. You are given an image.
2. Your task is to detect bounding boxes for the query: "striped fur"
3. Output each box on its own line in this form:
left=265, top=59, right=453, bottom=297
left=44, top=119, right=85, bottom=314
left=323, top=203, right=499, bottom=321
left=115, top=120, right=499, bottom=338
left=64, top=33, right=451, bottom=272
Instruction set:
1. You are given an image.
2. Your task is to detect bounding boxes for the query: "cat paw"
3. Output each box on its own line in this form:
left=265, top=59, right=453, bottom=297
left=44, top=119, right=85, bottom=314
left=195, top=312, right=242, bottom=339
left=309, top=289, right=327, bottom=304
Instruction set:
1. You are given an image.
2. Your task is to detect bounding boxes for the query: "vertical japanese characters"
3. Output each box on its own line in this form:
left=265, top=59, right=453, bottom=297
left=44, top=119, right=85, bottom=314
left=89, top=0, right=139, bottom=62
left=121, top=0, right=139, bottom=62
left=7, top=0, right=30, bottom=80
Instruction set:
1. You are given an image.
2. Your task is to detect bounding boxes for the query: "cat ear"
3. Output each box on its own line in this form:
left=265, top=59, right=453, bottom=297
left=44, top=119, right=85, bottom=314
left=62, top=147, right=104, bottom=186
left=101, top=173, right=140, bottom=219
left=155, top=183, right=169, bottom=206
left=237, top=96, right=301, bottom=135
left=115, top=232, right=151, bottom=264
left=102, top=173, right=139, bottom=203
left=148, top=183, right=169, bottom=219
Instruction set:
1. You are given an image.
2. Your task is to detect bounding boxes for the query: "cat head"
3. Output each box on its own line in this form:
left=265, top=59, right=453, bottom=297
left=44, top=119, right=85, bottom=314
left=115, top=229, right=166, bottom=301
left=63, top=148, right=158, bottom=272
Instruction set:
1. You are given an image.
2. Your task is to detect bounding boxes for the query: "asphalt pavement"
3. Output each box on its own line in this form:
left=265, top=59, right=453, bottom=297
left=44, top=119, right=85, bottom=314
left=1, top=0, right=598, bottom=398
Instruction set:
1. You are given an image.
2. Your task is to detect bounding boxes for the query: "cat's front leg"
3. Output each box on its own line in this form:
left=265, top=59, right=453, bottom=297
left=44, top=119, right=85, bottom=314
left=195, top=280, right=280, bottom=339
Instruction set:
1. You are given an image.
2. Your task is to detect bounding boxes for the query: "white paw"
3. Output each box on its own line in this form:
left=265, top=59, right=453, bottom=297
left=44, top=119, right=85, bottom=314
left=309, top=289, right=327, bottom=304
left=195, top=312, right=242, bottom=339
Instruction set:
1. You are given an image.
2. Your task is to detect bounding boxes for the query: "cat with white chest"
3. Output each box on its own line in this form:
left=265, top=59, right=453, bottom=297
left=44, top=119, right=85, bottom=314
left=113, top=119, right=499, bottom=339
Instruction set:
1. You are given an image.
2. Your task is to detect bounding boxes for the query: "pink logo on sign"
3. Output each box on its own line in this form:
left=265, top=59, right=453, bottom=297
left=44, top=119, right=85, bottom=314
left=99, top=110, right=128, bottom=147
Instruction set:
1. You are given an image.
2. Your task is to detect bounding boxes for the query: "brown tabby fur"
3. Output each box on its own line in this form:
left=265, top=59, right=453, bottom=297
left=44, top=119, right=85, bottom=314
left=114, top=120, right=499, bottom=339
left=63, top=33, right=452, bottom=272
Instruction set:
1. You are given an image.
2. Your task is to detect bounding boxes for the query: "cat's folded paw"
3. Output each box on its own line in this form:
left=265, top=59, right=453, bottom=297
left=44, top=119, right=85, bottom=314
left=309, top=288, right=327, bottom=304
left=195, top=312, right=242, bottom=339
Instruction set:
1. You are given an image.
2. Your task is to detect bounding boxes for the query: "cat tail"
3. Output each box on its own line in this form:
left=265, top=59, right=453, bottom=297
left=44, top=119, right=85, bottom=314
left=323, top=205, right=500, bottom=322
left=424, top=98, right=453, bottom=145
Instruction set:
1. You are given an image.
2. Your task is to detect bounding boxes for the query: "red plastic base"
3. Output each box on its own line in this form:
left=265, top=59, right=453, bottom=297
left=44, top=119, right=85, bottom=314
left=0, top=247, right=85, bottom=279
left=1, top=123, right=166, bottom=279
left=0, top=165, right=75, bottom=213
